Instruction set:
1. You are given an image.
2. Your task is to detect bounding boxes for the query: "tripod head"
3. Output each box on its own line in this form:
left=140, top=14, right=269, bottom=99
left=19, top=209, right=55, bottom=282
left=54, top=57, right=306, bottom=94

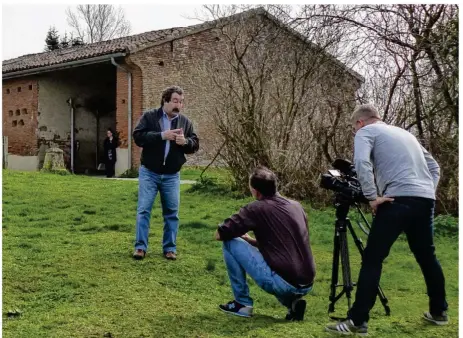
left=334, top=195, right=351, bottom=224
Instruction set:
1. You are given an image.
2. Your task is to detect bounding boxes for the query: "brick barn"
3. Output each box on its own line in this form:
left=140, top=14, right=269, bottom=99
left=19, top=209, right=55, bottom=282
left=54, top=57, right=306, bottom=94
left=2, top=9, right=362, bottom=175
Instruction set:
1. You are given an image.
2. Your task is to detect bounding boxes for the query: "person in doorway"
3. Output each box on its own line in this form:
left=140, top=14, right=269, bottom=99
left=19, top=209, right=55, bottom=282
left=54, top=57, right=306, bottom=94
left=215, top=166, right=316, bottom=320
left=132, top=85, right=199, bottom=261
left=103, top=128, right=118, bottom=178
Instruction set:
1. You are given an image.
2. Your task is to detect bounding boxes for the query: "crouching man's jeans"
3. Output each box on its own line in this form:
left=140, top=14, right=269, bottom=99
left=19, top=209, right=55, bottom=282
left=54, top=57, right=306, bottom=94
left=222, top=238, right=312, bottom=307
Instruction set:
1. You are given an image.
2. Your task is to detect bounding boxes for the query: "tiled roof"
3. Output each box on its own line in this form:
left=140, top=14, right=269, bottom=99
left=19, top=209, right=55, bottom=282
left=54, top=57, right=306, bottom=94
left=2, top=24, right=203, bottom=74
left=2, top=8, right=363, bottom=82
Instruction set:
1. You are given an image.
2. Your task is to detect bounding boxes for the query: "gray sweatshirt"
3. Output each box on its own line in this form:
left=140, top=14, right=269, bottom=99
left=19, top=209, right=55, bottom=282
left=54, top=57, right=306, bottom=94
left=353, top=122, right=440, bottom=200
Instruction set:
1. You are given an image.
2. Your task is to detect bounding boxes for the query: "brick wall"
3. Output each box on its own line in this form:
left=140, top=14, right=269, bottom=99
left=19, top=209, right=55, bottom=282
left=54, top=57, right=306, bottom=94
left=126, top=19, right=360, bottom=170
left=3, top=64, right=116, bottom=171
left=115, top=59, right=143, bottom=168
left=2, top=15, right=360, bottom=173
left=129, top=29, right=227, bottom=167
left=2, top=78, right=38, bottom=156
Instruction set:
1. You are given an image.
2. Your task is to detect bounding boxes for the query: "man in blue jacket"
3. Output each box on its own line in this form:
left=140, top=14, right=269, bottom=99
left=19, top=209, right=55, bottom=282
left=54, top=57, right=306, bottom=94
left=132, top=86, right=199, bottom=260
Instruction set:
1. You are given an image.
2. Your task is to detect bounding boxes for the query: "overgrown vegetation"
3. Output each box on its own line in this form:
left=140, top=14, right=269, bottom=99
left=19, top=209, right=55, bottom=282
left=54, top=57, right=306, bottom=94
left=197, top=5, right=458, bottom=215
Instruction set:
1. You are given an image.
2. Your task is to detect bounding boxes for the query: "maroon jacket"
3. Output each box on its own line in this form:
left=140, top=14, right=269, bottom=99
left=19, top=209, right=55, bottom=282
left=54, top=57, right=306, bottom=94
left=218, top=194, right=316, bottom=287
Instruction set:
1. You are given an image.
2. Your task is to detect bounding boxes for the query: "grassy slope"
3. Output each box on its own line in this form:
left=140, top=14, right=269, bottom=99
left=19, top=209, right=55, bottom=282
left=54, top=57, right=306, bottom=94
left=2, top=170, right=458, bottom=337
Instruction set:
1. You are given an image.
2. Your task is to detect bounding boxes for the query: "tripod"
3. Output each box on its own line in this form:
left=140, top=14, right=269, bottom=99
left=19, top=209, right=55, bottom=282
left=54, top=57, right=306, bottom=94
left=328, top=194, right=391, bottom=319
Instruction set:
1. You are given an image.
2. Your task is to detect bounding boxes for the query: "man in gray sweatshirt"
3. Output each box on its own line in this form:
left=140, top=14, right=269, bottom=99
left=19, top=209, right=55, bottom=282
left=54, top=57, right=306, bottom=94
left=326, top=104, right=448, bottom=335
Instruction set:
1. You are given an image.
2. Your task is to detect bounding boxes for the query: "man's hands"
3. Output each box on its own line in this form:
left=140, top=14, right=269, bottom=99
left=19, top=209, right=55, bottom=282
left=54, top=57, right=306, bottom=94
left=162, top=128, right=188, bottom=145
left=214, top=230, right=258, bottom=246
left=162, top=128, right=182, bottom=141
left=369, top=196, right=394, bottom=214
left=240, top=233, right=253, bottom=241
left=241, top=233, right=258, bottom=247
left=175, top=131, right=187, bottom=146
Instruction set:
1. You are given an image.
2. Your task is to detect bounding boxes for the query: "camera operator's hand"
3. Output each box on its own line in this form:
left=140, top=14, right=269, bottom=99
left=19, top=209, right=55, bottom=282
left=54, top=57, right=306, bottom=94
left=369, top=196, right=394, bottom=214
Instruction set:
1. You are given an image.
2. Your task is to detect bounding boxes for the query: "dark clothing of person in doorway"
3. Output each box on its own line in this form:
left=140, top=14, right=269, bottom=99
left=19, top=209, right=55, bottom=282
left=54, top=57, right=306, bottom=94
left=104, top=134, right=118, bottom=178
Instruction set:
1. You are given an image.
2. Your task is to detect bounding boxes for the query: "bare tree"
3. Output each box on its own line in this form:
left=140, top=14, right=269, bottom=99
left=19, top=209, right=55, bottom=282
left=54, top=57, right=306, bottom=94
left=66, top=5, right=131, bottom=44
left=194, top=5, right=458, bottom=214
left=291, top=4, right=458, bottom=214
left=193, top=5, right=359, bottom=202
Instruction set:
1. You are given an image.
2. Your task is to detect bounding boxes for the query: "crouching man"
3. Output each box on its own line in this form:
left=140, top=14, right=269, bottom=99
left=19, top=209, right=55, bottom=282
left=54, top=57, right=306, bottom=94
left=215, top=166, right=316, bottom=320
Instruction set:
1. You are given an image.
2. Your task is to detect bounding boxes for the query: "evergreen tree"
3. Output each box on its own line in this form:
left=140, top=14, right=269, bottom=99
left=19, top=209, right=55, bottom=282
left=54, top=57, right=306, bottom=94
left=71, top=35, right=84, bottom=47
left=44, top=26, right=60, bottom=51
left=60, top=32, right=70, bottom=48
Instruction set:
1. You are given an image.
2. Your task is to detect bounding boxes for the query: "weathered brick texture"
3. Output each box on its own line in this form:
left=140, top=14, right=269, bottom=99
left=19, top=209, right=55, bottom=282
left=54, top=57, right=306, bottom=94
left=129, top=29, right=227, bottom=167
left=115, top=59, right=143, bottom=168
left=4, top=15, right=359, bottom=173
left=2, top=78, right=38, bottom=156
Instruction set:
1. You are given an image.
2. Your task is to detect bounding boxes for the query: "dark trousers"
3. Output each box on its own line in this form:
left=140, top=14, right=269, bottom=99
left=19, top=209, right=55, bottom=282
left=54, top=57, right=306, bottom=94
left=349, top=197, right=448, bottom=325
left=105, top=160, right=115, bottom=178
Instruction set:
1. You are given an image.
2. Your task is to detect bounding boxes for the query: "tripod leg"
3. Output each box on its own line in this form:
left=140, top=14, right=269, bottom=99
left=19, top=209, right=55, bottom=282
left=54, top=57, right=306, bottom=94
left=377, top=285, right=391, bottom=315
left=339, top=231, right=353, bottom=310
left=329, top=232, right=341, bottom=313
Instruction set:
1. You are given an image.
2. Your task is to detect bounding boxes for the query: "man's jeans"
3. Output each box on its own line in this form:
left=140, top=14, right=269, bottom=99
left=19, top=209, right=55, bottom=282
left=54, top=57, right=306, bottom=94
left=222, top=238, right=312, bottom=308
left=134, top=165, right=180, bottom=254
left=349, top=197, right=448, bottom=325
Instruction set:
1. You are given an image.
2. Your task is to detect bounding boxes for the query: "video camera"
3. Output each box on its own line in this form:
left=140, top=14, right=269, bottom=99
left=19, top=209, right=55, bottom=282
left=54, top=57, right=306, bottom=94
left=320, top=159, right=368, bottom=204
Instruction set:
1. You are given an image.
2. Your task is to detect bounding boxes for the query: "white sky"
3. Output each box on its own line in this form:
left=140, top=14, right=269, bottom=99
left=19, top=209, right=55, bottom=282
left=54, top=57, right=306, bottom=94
left=2, top=4, right=206, bottom=61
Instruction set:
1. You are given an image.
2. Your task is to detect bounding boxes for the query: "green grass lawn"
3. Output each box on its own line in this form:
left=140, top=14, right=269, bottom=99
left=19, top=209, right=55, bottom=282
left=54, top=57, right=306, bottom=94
left=180, top=166, right=232, bottom=183
left=2, top=170, right=458, bottom=338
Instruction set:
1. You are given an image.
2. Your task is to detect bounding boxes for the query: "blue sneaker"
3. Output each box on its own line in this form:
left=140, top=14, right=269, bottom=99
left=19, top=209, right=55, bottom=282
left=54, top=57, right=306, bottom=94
left=219, top=300, right=253, bottom=318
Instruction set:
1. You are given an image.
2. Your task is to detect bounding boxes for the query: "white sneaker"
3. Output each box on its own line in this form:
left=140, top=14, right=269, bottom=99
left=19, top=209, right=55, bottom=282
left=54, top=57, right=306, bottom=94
left=219, top=300, right=253, bottom=318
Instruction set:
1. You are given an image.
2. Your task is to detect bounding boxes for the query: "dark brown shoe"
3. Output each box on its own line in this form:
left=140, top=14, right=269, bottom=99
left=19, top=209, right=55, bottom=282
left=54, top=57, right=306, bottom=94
left=164, top=251, right=177, bottom=260
left=133, top=249, right=146, bottom=260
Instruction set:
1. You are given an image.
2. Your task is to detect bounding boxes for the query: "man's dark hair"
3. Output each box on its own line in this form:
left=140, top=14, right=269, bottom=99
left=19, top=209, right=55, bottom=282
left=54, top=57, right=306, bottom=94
left=249, top=166, right=278, bottom=197
left=161, top=86, right=184, bottom=106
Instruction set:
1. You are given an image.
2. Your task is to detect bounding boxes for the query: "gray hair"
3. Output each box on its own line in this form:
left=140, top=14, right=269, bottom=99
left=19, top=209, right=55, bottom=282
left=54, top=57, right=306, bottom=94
left=351, top=104, right=381, bottom=123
